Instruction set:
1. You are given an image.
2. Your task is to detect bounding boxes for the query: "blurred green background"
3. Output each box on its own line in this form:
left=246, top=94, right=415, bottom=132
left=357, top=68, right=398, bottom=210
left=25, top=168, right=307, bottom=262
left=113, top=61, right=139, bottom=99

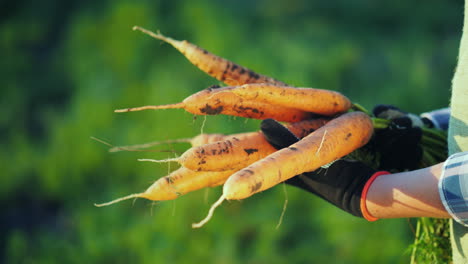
left=1, top=0, right=463, bottom=263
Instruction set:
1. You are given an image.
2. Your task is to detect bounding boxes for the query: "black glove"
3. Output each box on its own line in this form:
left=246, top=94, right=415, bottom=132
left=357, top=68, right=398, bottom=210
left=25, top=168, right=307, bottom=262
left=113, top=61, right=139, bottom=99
left=371, top=105, right=450, bottom=171
left=372, top=104, right=424, bottom=171
left=260, top=118, right=384, bottom=220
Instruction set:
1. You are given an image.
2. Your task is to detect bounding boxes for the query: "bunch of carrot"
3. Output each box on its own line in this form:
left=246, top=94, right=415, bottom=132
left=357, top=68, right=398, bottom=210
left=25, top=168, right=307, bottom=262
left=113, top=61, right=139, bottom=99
left=96, top=26, right=446, bottom=228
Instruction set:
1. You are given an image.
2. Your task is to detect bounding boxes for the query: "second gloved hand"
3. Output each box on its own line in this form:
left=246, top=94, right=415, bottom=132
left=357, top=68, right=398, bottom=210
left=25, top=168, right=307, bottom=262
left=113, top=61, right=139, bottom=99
left=371, top=105, right=449, bottom=171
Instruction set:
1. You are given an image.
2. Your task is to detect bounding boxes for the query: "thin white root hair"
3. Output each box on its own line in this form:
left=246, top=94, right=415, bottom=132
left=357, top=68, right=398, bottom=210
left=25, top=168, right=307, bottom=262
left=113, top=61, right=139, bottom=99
left=192, top=194, right=226, bottom=228
left=315, top=130, right=328, bottom=156
left=90, top=136, right=114, bottom=148
left=109, top=138, right=192, bottom=152
left=200, top=115, right=207, bottom=135
left=138, top=158, right=179, bottom=163
left=276, top=183, right=288, bottom=230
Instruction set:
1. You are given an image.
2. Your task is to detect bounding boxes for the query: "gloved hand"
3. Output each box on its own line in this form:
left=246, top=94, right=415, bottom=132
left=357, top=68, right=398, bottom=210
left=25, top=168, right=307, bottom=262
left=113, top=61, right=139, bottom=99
left=261, top=105, right=448, bottom=220
left=372, top=104, right=423, bottom=171
left=260, top=118, right=387, bottom=221
left=371, top=105, right=449, bottom=171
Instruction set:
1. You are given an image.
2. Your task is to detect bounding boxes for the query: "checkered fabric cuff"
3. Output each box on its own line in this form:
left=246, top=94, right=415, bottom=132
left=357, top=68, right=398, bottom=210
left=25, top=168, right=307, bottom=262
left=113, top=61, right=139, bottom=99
left=439, top=151, right=468, bottom=226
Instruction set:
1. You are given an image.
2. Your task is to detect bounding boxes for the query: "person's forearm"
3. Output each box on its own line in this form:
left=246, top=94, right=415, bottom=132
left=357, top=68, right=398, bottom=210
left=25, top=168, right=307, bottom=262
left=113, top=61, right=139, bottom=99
left=365, top=163, right=450, bottom=219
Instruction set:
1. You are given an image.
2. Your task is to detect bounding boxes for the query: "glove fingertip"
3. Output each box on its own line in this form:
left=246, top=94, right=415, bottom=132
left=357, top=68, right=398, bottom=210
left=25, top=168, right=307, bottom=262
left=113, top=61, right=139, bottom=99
left=373, top=104, right=406, bottom=119
left=372, top=104, right=398, bottom=116
left=260, top=119, right=299, bottom=149
left=260, top=118, right=280, bottom=132
left=391, top=116, right=413, bottom=129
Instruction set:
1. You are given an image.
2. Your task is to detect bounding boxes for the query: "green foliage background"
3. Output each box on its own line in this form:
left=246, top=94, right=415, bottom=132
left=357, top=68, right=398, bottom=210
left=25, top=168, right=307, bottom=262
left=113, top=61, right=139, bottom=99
left=0, top=0, right=463, bottom=263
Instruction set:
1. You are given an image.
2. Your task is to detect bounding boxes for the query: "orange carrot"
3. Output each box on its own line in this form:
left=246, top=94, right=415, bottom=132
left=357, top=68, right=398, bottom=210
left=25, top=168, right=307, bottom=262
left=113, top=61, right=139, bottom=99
left=115, top=86, right=315, bottom=122
left=143, top=132, right=277, bottom=171
left=95, top=167, right=236, bottom=207
left=133, top=26, right=286, bottom=86
left=192, top=112, right=373, bottom=228
left=226, top=83, right=352, bottom=116
left=142, top=118, right=330, bottom=171
left=224, top=111, right=372, bottom=199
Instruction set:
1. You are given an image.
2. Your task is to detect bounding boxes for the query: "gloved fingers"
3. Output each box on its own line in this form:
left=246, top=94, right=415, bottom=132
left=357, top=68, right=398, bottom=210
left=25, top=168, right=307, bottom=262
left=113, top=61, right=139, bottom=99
left=372, top=104, right=406, bottom=120
left=379, top=117, right=423, bottom=141
left=373, top=119, right=423, bottom=171
left=379, top=146, right=423, bottom=171
left=285, top=160, right=353, bottom=187
left=285, top=170, right=326, bottom=195
left=284, top=159, right=378, bottom=218
left=390, top=116, right=413, bottom=129
left=375, top=117, right=423, bottom=139
left=390, top=115, right=425, bottom=129
left=373, top=104, right=425, bottom=129
left=260, top=119, right=300, bottom=150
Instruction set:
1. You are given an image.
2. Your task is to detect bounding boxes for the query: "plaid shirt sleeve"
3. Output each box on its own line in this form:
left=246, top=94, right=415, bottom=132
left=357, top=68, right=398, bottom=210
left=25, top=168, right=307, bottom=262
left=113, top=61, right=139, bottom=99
left=439, top=151, right=468, bottom=226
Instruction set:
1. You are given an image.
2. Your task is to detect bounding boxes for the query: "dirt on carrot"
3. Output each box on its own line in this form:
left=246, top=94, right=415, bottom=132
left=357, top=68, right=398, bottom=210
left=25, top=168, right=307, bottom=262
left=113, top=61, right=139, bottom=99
left=115, top=86, right=315, bottom=122
left=192, top=112, right=373, bottom=228
left=224, top=83, right=353, bottom=116
left=138, top=118, right=330, bottom=172
left=223, top=111, right=373, bottom=200
left=133, top=26, right=287, bottom=86
left=95, top=167, right=236, bottom=207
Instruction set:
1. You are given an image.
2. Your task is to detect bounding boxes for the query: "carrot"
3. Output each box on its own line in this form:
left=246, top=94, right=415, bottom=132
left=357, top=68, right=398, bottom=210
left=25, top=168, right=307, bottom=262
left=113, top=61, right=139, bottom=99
left=142, top=118, right=330, bottom=172
left=95, top=167, right=236, bottom=207
left=225, top=83, right=352, bottom=116
left=142, top=132, right=277, bottom=171
left=133, top=26, right=286, bottom=86
left=192, top=112, right=373, bottom=228
left=115, top=86, right=315, bottom=122
left=224, top=111, right=372, bottom=199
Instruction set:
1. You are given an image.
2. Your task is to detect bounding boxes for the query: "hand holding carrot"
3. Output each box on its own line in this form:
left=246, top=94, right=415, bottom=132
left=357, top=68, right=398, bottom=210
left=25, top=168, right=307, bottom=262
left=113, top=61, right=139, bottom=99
left=97, top=26, right=452, bottom=233
left=260, top=118, right=387, bottom=220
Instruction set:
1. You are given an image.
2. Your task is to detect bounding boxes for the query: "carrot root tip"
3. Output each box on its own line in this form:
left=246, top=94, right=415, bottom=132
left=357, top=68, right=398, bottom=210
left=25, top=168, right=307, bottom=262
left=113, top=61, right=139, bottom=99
left=132, top=26, right=173, bottom=45
left=94, top=193, right=142, bottom=207
left=114, top=103, right=185, bottom=113
left=191, top=194, right=226, bottom=228
left=275, top=183, right=289, bottom=230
